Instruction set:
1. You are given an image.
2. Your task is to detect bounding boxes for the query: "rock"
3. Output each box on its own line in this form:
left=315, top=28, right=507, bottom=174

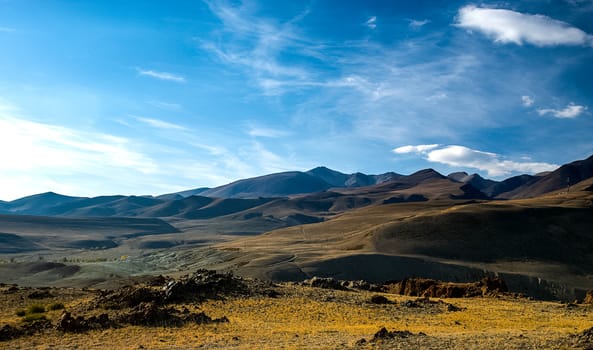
left=303, top=277, right=348, bottom=290
left=372, top=327, right=414, bottom=341
left=383, top=277, right=507, bottom=298
left=574, top=326, right=593, bottom=347
left=0, top=324, right=21, bottom=341
left=27, top=290, right=53, bottom=299
left=163, top=269, right=248, bottom=303
left=55, top=311, right=112, bottom=333
left=583, top=291, right=593, bottom=304
left=369, top=295, right=391, bottom=304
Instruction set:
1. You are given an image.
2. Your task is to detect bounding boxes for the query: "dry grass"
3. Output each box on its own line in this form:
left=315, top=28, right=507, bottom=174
left=2, top=284, right=592, bottom=349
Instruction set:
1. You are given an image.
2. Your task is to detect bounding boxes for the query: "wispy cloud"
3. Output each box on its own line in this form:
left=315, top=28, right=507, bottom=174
left=134, top=116, right=188, bottom=130
left=393, top=144, right=440, bottom=154
left=0, top=111, right=161, bottom=199
left=201, top=1, right=316, bottom=95
left=365, top=16, right=377, bottom=29
left=409, top=19, right=430, bottom=28
left=537, top=103, right=587, bottom=118
left=137, top=69, right=186, bottom=83
left=521, top=95, right=534, bottom=107
left=247, top=125, right=289, bottom=138
left=456, top=5, right=593, bottom=47
left=393, top=144, right=558, bottom=177
left=147, top=101, right=182, bottom=111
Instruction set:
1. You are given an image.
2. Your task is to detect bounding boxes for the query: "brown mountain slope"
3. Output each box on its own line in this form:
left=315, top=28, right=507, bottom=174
left=213, top=178, right=593, bottom=300
left=499, top=154, right=593, bottom=199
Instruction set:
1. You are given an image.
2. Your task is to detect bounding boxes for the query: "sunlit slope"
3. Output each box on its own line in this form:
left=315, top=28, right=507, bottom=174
left=216, top=179, right=593, bottom=298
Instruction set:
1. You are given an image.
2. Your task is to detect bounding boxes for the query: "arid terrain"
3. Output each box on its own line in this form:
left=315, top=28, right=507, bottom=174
left=0, top=157, right=592, bottom=348
left=2, top=271, right=593, bottom=350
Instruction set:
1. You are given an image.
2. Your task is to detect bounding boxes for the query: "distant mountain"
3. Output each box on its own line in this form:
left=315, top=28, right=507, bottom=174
left=6, top=192, right=85, bottom=216
left=157, top=187, right=210, bottom=200
left=503, top=154, right=593, bottom=199
left=306, top=167, right=401, bottom=188
left=200, top=171, right=331, bottom=198
left=3, top=155, right=592, bottom=219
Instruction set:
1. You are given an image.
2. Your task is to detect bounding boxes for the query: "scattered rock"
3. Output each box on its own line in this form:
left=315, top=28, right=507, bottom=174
left=303, top=277, right=348, bottom=290
left=400, top=296, right=463, bottom=312
left=96, top=286, right=163, bottom=310
left=3, top=286, right=19, bottom=294
left=369, top=295, right=391, bottom=304
left=0, top=324, right=21, bottom=341
left=574, top=326, right=593, bottom=347
left=384, top=277, right=507, bottom=298
left=163, top=269, right=248, bottom=303
left=116, top=302, right=228, bottom=327
left=0, top=319, right=52, bottom=341
left=146, top=275, right=168, bottom=287
left=27, top=290, right=53, bottom=299
left=55, top=311, right=112, bottom=333
left=303, top=277, right=382, bottom=292
left=372, top=327, right=415, bottom=341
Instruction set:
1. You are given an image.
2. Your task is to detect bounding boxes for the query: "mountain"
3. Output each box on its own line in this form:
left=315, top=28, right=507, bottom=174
left=157, top=187, right=210, bottom=200
left=306, top=167, right=401, bottom=188
left=200, top=171, right=332, bottom=198
left=504, top=154, right=593, bottom=199
left=5, top=192, right=85, bottom=216
left=448, top=172, right=499, bottom=197
left=3, top=155, right=592, bottom=219
left=215, top=178, right=593, bottom=300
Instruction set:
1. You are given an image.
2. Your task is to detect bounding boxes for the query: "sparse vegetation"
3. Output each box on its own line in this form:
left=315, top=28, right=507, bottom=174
left=48, top=302, right=65, bottom=311
left=26, top=304, right=45, bottom=314
left=1, top=276, right=593, bottom=348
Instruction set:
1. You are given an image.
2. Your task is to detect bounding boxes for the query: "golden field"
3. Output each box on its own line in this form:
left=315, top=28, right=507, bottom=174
left=2, top=282, right=593, bottom=349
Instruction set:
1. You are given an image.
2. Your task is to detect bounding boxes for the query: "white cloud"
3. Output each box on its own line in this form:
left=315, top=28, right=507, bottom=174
left=137, top=69, right=186, bottom=83
left=366, top=16, right=377, bottom=29
left=456, top=5, right=593, bottom=47
left=248, top=126, right=289, bottom=138
left=395, top=144, right=558, bottom=177
left=409, top=19, right=430, bottom=28
left=201, top=1, right=316, bottom=96
left=134, top=116, right=188, bottom=130
left=537, top=103, right=587, bottom=118
left=147, top=101, right=182, bottom=111
left=521, top=95, right=534, bottom=107
left=393, top=144, right=440, bottom=154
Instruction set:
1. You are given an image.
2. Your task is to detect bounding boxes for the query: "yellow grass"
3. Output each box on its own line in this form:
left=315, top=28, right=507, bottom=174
left=3, top=285, right=591, bottom=349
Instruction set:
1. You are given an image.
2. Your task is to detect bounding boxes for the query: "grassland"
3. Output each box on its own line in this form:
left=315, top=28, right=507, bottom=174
left=2, top=281, right=593, bottom=349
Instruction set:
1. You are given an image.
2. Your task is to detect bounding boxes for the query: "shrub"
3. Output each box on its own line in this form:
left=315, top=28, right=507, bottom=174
left=26, top=304, right=45, bottom=314
left=48, top=302, right=65, bottom=311
left=15, top=309, right=26, bottom=317
left=23, top=313, right=47, bottom=322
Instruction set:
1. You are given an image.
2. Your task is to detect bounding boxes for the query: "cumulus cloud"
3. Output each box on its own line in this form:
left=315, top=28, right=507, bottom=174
left=137, top=69, right=186, bottom=83
left=393, top=144, right=558, bottom=177
left=456, top=5, right=593, bottom=47
left=366, top=16, right=377, bottom=29
left=537, top=103, right=587, bottom=118
left=521, top=95, right=534, bottom=107
left=393, top=144, right=440, bottom=154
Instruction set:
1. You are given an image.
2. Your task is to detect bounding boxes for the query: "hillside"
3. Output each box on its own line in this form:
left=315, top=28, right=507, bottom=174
left=212, top=178, right=593, bottom=300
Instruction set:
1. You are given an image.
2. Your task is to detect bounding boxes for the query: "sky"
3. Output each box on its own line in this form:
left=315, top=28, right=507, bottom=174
left=0, top=0, right=592, bottom=200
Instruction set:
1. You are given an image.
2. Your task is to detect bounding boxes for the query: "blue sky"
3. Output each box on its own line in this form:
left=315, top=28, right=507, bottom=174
left=0, top=0, right=592, bottom=200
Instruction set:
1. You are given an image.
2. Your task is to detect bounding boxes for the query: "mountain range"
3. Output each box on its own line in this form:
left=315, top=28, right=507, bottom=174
left=1, top=154, right=591, bottom=219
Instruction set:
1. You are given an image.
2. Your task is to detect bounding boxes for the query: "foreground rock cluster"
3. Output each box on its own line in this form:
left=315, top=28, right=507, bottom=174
left=1, top=269, right=253, bottom=341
